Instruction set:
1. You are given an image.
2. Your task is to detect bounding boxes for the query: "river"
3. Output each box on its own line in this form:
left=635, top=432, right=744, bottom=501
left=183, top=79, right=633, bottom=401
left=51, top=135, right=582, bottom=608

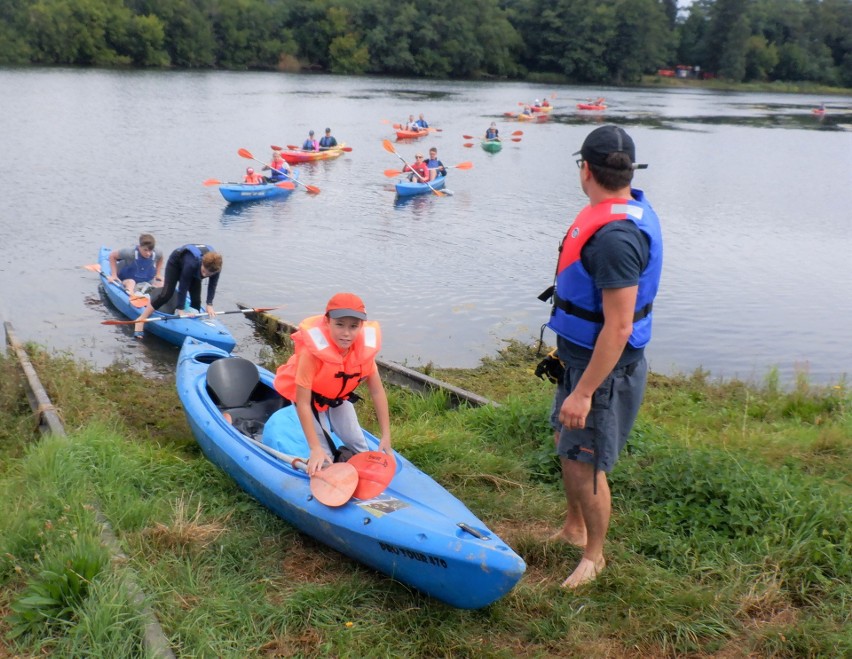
left=1, top=68, right=850, bottom=385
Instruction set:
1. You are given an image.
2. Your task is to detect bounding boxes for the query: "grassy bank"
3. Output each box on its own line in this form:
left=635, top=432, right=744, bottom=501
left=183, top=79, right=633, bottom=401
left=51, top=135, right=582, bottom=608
left=0, top=343, right=849, bottom=657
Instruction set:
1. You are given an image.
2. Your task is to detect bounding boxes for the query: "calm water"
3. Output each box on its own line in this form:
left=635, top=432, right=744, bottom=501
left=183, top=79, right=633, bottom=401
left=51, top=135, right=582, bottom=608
left=1, top=69, right=850, bottom=384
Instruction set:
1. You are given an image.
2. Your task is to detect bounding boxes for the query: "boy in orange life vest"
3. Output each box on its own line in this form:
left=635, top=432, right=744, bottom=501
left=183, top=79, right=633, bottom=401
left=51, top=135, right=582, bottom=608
left=244, top=167, right=263, bottom=184
left=273, top=293, right=392, bottom=476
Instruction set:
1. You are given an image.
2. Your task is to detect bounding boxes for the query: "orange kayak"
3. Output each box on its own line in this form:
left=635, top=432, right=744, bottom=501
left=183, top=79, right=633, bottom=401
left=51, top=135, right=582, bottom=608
left=280, top=143, right=348, bottom=164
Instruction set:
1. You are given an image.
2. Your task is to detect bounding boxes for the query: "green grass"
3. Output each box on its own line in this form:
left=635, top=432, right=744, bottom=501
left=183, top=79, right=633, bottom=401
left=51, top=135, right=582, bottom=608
left=0, top=343, right=849, bottom=657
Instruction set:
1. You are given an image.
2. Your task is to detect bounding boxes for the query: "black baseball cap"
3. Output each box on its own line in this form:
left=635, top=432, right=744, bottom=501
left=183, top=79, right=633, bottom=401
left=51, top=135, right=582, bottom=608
left=573, top=125, right=648, bottom=169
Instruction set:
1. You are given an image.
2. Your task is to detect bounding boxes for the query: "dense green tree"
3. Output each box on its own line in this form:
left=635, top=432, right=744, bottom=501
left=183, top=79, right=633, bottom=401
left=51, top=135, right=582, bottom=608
left=0, top=0, right=850, bottom=87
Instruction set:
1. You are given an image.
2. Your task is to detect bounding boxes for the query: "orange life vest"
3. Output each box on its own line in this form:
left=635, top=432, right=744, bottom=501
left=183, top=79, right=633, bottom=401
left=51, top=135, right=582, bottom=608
left=244, top=173, right=263, bottom=184
left=273, top=315, right=381, bottom=410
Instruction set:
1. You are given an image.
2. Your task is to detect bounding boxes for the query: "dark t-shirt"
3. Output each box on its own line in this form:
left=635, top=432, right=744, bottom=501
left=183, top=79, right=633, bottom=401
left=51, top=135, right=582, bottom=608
left=558, top=220, right=650, bottom=368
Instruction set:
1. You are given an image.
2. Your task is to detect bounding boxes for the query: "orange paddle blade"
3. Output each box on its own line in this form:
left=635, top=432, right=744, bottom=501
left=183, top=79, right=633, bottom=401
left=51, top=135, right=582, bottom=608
left=83, top=264, right=101, bottom=272
left=129, top=295, right=149, bottom=308
left=270, top=144, right=283, bottom=151
left=453, top=161, right=473, bottom=170
left=237, top=148, right=253, bottom=160
left=275, top=181, right=295, bottom=189
left=511, top=130, right=524, bottom=136
left=203, top=178, right=222, bottom=186
left=286, top=145, right=300, bottom=150
left=304, top=184, right=320, bottom=194
left=463, top=143, right=474, bottom=148
left=350, top=451, right=396, bottom=500
left=384, top=168, right=403, bottom=177
left=511, top=137, right=522, bottom=142
left=382, top=139, right=397, bottom=154
left=310, top=463, right=358, bottom=506
left=462, top=134, right=475, bottom=140
left=340, top=146, right=353, bottom=152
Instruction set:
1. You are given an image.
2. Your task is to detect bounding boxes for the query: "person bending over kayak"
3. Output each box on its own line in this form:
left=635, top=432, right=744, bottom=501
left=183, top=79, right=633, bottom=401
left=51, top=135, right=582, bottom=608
left=108, top=233, right=164, bottom=297
left=425, top=147, right=447, bottom=181
left=133, top=244, right=222, bottom=339
left=403, top=152, right=430, bottom=182
left=273, top=292, right=392, bottom=476
left=318, top=127, right=338, bottom=150
left=263, top=152, right=291, bottom=182
left=302, top=130, right=319, bottom=151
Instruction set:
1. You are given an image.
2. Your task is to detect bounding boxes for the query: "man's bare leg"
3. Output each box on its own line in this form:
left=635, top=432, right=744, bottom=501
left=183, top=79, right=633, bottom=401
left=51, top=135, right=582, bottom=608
left=560, top=459, right=610, bottom=588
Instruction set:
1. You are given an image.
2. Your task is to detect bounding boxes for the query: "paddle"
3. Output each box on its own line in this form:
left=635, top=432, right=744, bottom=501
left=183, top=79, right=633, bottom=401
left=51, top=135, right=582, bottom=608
left=276, top=144, right=352, bottom=153
left=462, top=131, right=522, bottom=139
left=381, top=140, right=447, bottom=197
left=86, top=264, right=152, bottom=308
left=101, top=305, right=282, bottom=326
left=383, top=161, right=473, bottom=177
left=245, top=437, right=358, bottom=507
left=237, top=148, right=320, bottom=194
left=203, top=177, right=294, bottom=190
left=349, top=450, right=396, bottom=500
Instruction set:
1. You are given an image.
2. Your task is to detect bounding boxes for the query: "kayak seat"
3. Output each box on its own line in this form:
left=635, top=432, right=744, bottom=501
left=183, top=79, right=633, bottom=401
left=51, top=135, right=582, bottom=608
left=207, top=357, right=286, bottom=439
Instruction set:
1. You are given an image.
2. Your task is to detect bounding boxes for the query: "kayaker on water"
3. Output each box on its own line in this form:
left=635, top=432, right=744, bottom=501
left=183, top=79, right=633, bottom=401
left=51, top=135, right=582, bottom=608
left=485, top=122, right=500, bottom=140
left=405, top=114, right=423, bottom=132
left=425, top=147, right=447, bottom=181
left=243, top=167, right=263, bottom=184
left=263, top=152, right=290, bottom=182
left=318, top=127, right=338, bottom=150
left=133, top=244, right=222, bottom=339
left=302, top=130, right=319, bottom=151
left=415, top=113, right=429, bottom=130
left=107, top=233, right=164, bottom=298
left=273, top=292, right=393, bottom=476
left=403, top=152, right=430, bottom=182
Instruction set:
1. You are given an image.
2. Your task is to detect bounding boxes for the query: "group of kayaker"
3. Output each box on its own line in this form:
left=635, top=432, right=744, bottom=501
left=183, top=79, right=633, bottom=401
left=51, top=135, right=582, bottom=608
left=401, top=146, right=446, bottom=182
left=404, top=113, right=430, bottom=132
left=301, top=127, right=339, bottom=151
left=109, top=235, right=223, bottom=340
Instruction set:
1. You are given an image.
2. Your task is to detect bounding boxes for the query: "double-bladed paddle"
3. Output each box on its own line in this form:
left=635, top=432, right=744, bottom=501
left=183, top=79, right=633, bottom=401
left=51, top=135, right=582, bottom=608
left=101, top=305, right=282, bottom=326
left=381, top=140, right=447, bottom=197
left=383, top=161, right=473, bottom=178
left=349, top=450, right=396, bottom=499
left=85, top=263, right=151, bottom=308
left=272, top=144, right=353, bottom=153
left=202, top=177, right=294, bottom=190
left=237, top=148, right=320, bottom=194
left=245, top=437, right=358, bottom=507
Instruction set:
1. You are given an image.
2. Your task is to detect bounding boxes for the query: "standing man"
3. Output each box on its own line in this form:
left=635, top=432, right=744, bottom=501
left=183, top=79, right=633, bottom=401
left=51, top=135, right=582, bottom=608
left=541, top=125, right=662, bottom=588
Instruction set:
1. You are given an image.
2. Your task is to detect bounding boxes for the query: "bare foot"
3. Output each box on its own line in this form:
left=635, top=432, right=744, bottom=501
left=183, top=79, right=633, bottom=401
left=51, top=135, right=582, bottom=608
left=560, top=556, right=606, bottom=589
left=548, top=530, right=586, bottom=548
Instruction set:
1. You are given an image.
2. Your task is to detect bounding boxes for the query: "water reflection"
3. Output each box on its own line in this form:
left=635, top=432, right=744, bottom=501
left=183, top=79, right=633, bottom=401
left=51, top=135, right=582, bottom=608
left=2, top=70, right=851, bottom=385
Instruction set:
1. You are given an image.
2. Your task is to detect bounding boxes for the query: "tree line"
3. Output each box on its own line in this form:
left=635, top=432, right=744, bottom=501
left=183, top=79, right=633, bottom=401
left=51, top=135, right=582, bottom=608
left=0, top=0, right=850, bottom=86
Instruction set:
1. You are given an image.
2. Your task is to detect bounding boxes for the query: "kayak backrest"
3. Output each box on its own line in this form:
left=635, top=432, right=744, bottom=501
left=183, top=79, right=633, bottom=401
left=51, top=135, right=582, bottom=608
left=207, top=357, right=260, bottom=408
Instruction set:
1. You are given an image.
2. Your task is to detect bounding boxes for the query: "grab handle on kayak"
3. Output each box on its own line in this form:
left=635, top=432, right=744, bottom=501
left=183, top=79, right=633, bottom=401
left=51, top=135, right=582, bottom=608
left=458, top=522, right=489, bottom=540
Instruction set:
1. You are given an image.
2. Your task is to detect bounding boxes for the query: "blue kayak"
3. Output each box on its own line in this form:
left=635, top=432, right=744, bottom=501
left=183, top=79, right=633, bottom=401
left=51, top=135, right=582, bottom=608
left=219, top=169, right=300, bottom=203
left=394, top=174, right=447, bottom=197
left=176, top=338, right=526, bottom=609
left=98, top=247, right=236, bottom=353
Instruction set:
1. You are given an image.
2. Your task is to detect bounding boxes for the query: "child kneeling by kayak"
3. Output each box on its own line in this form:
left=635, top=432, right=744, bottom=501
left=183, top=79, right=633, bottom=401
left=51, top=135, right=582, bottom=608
left=273, top=292, right=392, bottom=476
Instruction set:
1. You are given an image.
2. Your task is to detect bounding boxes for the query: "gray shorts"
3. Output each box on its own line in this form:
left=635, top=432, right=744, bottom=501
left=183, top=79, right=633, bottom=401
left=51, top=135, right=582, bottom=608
left=314, top=401, right=369, bottom=460
left=550, top=357, right=647, bottom=473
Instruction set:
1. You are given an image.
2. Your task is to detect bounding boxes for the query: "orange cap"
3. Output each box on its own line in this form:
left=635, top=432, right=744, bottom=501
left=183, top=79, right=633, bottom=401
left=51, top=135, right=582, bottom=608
left=325, top=292, right=367, bottom=320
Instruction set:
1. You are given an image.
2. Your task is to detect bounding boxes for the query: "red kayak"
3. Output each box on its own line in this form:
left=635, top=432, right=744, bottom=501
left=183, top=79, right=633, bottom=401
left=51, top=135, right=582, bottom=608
left=395, top=128, right=428, bottom=139
left=577, top=103, right=607, bottom=111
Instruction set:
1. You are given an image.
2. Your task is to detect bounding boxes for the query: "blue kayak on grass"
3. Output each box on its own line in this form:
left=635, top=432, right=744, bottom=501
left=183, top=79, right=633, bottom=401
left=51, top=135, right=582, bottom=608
left=219, top=169, right=300, bottom=203
left=98, top=247, right=236, bottom=352
left=394, top=174, right=447, bottom=197
left=176, top=338, right=526, bottom=609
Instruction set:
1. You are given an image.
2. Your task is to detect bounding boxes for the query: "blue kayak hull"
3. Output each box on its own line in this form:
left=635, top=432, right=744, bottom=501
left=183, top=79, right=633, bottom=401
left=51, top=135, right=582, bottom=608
left=394, top=175, right=446, bottom=197
left=98, top=247, right=236, bottom=352
left=219, top=169, right=300, bottom=203
left=176, top=339, right=526, bottom=609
